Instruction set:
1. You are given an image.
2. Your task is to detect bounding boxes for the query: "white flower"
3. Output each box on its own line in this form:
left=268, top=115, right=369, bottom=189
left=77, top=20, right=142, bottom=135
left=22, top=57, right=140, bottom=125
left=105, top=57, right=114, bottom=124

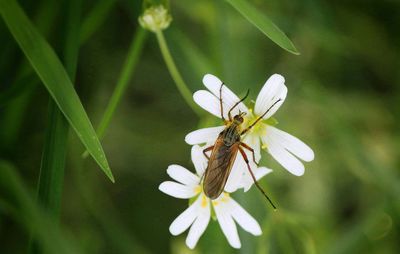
left=159, top=146, right=264, bottom=249
left=185, top=74, right=314, bottom=176
left=138, top=5, right=172, bottom=32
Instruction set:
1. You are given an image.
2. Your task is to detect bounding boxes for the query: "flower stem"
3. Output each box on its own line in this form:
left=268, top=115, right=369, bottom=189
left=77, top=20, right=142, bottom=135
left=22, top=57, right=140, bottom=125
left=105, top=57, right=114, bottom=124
left=82, top=28, right=147, bottom=158
left=97, top=28, right=147, bottom=139
left=155, top=30, right=201, bottom=116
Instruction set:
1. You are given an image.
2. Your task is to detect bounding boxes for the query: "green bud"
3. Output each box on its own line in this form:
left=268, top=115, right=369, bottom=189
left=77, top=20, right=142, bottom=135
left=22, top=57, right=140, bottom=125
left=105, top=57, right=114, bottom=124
left=139, top=5, right=172, bottom=32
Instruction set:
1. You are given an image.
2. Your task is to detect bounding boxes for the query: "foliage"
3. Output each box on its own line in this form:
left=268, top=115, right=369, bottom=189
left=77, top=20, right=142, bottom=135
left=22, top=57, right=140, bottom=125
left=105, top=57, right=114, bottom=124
left=0, top=0, right=399, bottom=253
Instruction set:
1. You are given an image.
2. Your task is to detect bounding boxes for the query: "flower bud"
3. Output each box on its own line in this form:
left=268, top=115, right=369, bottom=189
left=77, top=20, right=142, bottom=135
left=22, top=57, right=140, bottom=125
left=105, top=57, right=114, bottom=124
left=139, top=5, right=172, bottom=32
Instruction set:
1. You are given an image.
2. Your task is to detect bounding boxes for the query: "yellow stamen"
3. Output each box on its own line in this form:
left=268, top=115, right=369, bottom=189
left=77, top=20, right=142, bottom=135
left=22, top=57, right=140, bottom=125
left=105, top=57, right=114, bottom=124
left=220, top=193, right=230, bottom=203
left=201, top=194, right=208, bottom=208
left=194, top=186, right=201, bottom=194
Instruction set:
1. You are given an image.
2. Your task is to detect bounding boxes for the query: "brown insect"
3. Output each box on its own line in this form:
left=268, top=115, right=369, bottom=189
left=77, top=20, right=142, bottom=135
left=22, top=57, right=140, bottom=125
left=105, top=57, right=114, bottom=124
left=202, top=83, right=281, bottom=209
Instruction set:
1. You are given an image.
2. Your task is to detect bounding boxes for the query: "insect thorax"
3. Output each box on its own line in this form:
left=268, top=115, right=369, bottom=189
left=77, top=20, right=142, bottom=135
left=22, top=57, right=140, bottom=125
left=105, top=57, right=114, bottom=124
left=221, top=124, right=241, bottom=146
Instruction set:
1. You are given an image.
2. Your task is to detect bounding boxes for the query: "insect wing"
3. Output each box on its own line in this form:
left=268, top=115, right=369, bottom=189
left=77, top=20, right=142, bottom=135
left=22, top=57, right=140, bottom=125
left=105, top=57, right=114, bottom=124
left=203, top=139, right=239, bottom=199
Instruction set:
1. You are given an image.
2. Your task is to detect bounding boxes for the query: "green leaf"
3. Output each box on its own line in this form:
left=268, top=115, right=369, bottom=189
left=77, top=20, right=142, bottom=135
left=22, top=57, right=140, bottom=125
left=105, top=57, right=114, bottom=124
left=0, top=0, right=114, bottom=182
left=225, top=0, right=300, bottom=55
left=0, top=161, right=83, bottom=254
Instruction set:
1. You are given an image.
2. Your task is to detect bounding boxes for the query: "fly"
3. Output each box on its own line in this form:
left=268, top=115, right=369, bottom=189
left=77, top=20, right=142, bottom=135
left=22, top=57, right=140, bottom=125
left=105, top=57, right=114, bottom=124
left=202, top=83, right=281, bottom=209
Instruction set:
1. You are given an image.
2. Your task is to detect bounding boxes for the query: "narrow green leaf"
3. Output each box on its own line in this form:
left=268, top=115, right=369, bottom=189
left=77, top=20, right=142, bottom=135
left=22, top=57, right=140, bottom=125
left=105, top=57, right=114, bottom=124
left=36, top=0, right=81, bottom=223
left=0, top=161, right=82, bottom=254
left=225, top=0, right=300, bottom=55
left=0, top=0, right=114, bottom=182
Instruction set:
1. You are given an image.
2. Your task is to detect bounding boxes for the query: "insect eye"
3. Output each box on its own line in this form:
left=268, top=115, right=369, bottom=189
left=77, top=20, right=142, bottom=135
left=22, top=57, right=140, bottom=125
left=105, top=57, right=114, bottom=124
left=234, top=115, right=243, bottom=123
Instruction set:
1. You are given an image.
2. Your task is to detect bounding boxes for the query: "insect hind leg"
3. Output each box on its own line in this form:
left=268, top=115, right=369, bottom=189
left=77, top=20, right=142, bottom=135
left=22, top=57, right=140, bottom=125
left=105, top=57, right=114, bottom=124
left=238, top=147, right=276, bottom=210
left=240, top=142, right=259, bottom=166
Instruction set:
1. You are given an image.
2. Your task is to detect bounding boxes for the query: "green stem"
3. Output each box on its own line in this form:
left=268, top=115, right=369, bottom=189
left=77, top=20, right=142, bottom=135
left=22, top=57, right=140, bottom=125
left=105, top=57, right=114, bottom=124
left=79, top=0, right=116, bottom=44
left=97, top=28, right=147, bottom=139
left=155, top=29, right=201, bottom=116
left=82, top=28, right=147, bottom=158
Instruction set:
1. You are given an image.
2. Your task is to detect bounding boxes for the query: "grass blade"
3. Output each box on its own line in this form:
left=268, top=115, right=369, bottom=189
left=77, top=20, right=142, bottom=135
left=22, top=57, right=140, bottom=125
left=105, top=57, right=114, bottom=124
left=0, top=161, right=82, bottom=254
left=0, top=0, right=114, bottom=182
left=225, top=0, right=299, bottom=55
left=34, top=0, right=81, bottom=226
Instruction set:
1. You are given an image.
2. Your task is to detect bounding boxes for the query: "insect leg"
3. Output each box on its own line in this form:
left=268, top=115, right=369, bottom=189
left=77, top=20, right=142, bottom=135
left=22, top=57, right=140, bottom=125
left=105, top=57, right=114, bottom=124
left=239, top=147, right=277, bottom=210
left=219, top=83, right=226, bottom=122
left=240, top=142, right=259, bottom=166
left=202, top=145, right=214, bottom=160
left=241, top=98, right=282, bottom=135
left=228, top=89, right=250, bottom=121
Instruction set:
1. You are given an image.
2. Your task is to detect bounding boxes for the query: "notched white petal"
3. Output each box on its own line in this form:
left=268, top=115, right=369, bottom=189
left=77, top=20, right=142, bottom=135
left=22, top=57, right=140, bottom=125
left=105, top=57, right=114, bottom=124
left=193, top=90, right=221, bottom=118
left=191, top=145, right=209, bottom=176
left=214, top=198, right=241, bottom=248
left=167, top=164, right=199, bottom=186
left=264, top=138, right=305, bottom=176
left=185, top=126, right=224, bottom=145
left=202, top=74, right=249, bottom=118
left=224, top=156, right=246, bottom=193
left=241, top=166, right=272, bottom=192
left=254, top=74, right=287, bottom=119
left=159, top=181, right=197, bottom=199
left=185, top=197, right=211, bottom=249
left=266, top=126, right=314, bottom=162
left=169, top=195, right=202, bottom=235
left=203, top=74, right=223, bottom=90
left=242, top=134, right=261, bottom=163
left=228, top=198, right=262, bottom=236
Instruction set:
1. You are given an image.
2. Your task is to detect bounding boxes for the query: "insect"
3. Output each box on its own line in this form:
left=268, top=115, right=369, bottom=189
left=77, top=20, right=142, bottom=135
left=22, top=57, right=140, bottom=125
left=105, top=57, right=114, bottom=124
left=202, top=83, right=281, bottom=209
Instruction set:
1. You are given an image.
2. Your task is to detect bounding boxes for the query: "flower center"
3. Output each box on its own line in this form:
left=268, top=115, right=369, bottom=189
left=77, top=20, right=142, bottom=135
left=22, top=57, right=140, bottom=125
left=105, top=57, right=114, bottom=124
left=242, top=109, right=278, bottom=137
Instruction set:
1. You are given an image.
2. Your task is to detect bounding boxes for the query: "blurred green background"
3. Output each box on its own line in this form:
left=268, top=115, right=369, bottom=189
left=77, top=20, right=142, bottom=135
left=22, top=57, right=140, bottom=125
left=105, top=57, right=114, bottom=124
left=1, top=0, right=399, bottom=253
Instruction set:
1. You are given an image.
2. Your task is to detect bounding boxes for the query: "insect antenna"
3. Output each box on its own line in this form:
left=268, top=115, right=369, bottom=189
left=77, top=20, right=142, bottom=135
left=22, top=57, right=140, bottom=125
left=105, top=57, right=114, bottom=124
left=228, top=89, right=250, bottom=120
left=241, top=98, right=282, bottom=135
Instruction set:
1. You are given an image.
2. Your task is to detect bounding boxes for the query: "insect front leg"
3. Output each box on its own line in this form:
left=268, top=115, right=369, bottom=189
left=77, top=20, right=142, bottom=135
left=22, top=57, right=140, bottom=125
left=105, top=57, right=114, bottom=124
left=240, top=142, right=259, bottom=166
left=219, top=83, right=227, bottom=122
left=238, top=147, right=276, bottom=209
left=202, top=145, right=214, bottom=160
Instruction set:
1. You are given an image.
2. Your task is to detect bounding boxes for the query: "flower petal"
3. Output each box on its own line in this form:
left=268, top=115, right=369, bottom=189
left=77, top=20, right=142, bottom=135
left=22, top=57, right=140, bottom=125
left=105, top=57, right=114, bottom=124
left=265, top=126, right=314, bottom=162
left=193, top=90, right=222, bottom=118
left=185, top=126, right=225, bottom=145
left=203, top=74, right=249, bottom=116
left=185, top=195, right=211, bottom=249
left=262, top=135, right=305, bottom=176
left=191, top=145, right=209, bottom=176
left=169, top=194, right=203, bottom=235
left=224, top=155, right=246, bottom=193
left=213, top=196, right=241, bottom=248
left=241, top=166, right=272, bottom=192
left=242, top=134, right=261, bottom=163
left=167, top=165, right=199, bottom=186
left=254, top=74, right=287, bottom=119
left=159, top=181, right=197, bottom=199
left=228, top=198, right=262, bottom=235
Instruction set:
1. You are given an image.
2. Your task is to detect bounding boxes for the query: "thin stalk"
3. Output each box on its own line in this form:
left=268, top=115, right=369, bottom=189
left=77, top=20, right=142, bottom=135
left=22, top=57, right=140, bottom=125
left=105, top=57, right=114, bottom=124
left=79, top=0, right=116, bottom=44
left=155, top=30, right=201, bottom=116
left=82, top=28, right=147, bottom=158
left=30, top=0, right=81, bottom=252
left=97, top=29, right=147, bottom=140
